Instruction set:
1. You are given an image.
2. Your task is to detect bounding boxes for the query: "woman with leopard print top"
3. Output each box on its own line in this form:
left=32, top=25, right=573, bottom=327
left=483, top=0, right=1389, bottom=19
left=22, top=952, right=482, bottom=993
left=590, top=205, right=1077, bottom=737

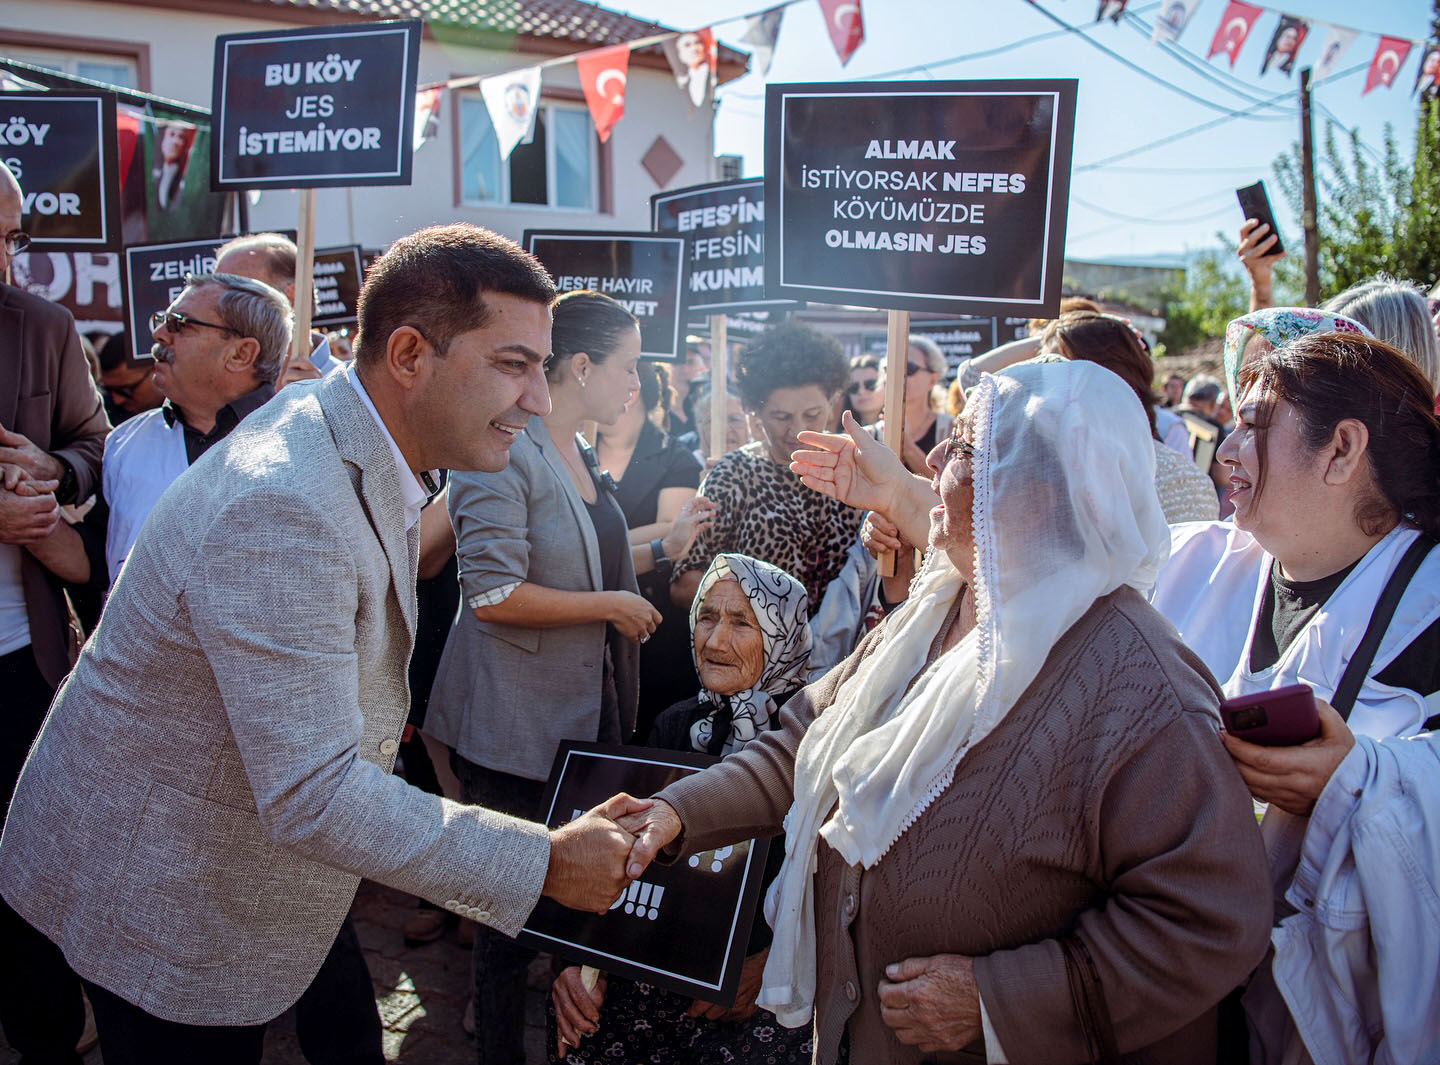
left=671, top=322, right=865, bottom=617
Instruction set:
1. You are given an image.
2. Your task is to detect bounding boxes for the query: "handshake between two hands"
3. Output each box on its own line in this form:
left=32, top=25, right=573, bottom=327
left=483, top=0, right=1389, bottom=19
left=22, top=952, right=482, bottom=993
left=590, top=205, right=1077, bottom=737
left=539, top=793, right=684, bottom=915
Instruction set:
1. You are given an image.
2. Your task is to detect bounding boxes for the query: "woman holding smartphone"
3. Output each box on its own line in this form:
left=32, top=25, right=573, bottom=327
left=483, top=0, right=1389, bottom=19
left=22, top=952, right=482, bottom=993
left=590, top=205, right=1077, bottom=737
left=1148, top=330, right=1440, bottom=1065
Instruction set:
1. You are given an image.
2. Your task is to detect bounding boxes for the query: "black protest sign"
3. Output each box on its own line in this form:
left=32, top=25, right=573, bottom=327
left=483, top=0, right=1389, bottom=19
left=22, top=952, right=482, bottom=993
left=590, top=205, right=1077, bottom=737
left=1, top=92, right=120, bottom=250
left=312, top=244, right=362, bottom=327
left=651, top=178, right=791, bottom=314
left=524, top=230, right=684, bottom=361
left=211, top=20, right=421, bottom=190
left=516, top=743, right=770, bottom=1005
left=1000, top=316, right=1032, bottom=344
left=911, top=316, right=997, bottom=367
left=765, top=80, right=1077, bottom=317
left=122, top=238, right=224, bottom=361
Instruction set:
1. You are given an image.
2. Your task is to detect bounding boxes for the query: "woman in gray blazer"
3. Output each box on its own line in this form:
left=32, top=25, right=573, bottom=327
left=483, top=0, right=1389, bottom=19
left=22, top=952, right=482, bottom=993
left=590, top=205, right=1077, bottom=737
left=425, top=291, right=710, bottom=1064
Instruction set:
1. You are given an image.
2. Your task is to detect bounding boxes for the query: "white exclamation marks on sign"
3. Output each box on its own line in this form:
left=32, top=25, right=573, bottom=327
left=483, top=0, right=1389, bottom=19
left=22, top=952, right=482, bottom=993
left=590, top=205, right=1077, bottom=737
left=646, top=885, right=663, bottom=919
left=710, top=846, right=734, bottom=872
left=622, top=881, right=640, bottom=915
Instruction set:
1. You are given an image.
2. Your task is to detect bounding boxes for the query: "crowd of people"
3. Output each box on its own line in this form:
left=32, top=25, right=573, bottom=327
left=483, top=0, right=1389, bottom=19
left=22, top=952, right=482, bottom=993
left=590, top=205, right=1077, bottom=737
left=1, top=149, right=1439, bottom=1065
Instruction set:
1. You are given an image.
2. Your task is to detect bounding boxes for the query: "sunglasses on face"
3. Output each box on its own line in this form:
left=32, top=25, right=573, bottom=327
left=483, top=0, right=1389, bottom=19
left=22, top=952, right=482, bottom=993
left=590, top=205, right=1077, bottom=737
left=107, top=365, right=155, bottom=400
left=2, top=231, right=30, bottom=255
left=906, top=362, right=928, bottom=377
left=150, top=310, right=239, bottom=337
left=846, top=379, right=881, bottom=393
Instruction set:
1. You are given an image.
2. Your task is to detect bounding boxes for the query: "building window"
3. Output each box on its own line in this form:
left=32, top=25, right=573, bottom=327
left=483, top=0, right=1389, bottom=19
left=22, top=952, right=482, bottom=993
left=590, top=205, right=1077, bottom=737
left=4, top=45, right=138, bottom=89
left=459, top=96, right=596, bottom=211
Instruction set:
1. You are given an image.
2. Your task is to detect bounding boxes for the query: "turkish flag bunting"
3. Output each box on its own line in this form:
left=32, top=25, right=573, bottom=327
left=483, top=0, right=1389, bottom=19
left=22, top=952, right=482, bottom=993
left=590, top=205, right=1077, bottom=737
left=1364, top=36, right=1412, bottom=94
left=578, top=44, right=631, bottom=142
left=1207, top=2, right=1263, bottom=67
left=815, top=0, right=864, bottom=66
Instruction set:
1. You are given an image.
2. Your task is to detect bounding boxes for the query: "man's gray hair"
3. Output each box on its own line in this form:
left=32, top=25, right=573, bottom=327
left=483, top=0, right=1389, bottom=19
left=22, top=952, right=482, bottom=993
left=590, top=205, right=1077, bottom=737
left=1183, top=374, right=1222, bottom=405
left=1324, top=275, right=1440, bottom=392
left=188, top=272, right=293, bottom=386
left=214, top=232, right=298, bottom=287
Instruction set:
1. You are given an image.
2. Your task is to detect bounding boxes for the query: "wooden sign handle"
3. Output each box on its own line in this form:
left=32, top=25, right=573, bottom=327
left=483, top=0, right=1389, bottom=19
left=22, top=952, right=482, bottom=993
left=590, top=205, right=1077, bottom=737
left=878, top=309, right=910, bottom=578
left=290, top=187, right=318, bottom=370
left=708, top=314, right=729, bottom=463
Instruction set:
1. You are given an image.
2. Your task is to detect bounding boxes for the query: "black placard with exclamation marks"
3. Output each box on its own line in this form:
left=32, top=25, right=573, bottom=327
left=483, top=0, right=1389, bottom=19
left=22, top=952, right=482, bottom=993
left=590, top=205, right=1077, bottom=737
left=519, top=742, right=771, bottom=1006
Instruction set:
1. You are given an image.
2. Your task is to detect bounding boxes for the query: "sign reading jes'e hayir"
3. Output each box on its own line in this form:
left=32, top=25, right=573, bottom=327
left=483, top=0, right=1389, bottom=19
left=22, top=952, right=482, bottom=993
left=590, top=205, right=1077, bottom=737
left=651, top=178, right=792, bottom=315
left=765, top=80, right=1077, bottom=317
left=1, top=92, right=120, bottom=250
left=524, top=230, right=685, bottom=361
left=210, top=20, right=421, bottom=190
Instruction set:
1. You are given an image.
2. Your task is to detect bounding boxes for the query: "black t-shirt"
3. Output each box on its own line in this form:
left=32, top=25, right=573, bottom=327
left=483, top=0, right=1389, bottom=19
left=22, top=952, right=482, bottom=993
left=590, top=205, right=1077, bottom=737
left=584, top=494, right=629, bottom=594
left=1249, top=557, right=1440, bottom=705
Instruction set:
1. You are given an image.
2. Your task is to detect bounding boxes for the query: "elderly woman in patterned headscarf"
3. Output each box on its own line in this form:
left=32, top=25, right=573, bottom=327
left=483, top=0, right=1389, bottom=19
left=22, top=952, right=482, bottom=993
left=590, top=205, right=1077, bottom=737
left=548, top=553, right=813, bottom=1065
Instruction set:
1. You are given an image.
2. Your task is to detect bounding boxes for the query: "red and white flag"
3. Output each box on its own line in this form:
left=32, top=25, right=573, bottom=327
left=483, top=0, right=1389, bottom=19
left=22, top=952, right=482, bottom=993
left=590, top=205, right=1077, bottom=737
left=815, top=0, right=864, bottom=66
left=578, top=44, right=630, bottom=143
left=412, top=87, right=444, bottom=152
left=1364, top=36, right=1412, bottom=94
left=1207, top=1, right=1262, bottom=67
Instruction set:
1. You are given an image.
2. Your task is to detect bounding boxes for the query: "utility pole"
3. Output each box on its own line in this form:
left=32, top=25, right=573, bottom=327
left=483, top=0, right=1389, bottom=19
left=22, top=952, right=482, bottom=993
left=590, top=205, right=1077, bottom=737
left=1299, top=67, right=1321, bottom=305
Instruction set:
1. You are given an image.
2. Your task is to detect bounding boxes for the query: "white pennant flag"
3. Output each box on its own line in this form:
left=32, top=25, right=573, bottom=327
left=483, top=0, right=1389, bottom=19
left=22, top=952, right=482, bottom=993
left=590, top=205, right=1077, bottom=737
left=480, top=66, right=542, bottom=160
left=740, top=6, right=786, bottom=77
left=1312, top=24, right=1359, bottom=85
left=1152, top=0, right=1201, bottom=44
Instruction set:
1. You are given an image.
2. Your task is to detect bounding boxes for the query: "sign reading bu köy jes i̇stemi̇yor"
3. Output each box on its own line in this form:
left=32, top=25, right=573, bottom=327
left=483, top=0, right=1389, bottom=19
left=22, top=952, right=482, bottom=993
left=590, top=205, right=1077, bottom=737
left=651, top=178, right=793, bottom=315
left=524, top=230, right=685, bottom=362
left=516, top=742, right=771, bottom=1006
left=765, top=80, right=1077, bottom=318
left=210, top=20, right=421, bottom=189
left=1, top=92, right=120, bottom=250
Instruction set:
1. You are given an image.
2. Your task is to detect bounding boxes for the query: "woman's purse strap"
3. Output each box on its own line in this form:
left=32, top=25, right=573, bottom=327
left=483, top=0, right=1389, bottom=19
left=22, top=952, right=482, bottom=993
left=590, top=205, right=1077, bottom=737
left=1059, top=936, right=1120, bottom=1065
left=1331, top=534, right=1438, bottom=719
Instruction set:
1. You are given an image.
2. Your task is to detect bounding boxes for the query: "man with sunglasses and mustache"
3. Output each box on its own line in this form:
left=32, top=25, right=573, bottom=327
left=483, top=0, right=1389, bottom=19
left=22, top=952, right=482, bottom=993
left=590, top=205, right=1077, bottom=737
left=100, top=272, right=290, bottom=583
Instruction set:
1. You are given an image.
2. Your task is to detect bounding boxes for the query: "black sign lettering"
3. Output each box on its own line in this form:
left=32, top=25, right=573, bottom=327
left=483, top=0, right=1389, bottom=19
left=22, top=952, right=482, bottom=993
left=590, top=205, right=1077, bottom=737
left=523, top=230, right=685, bottom=361
left=910, top=316, right=998, bottom=367
left=211, top=20, right=420, bottom=189
left=517, top=743, right=770, bottom=1006
left=765, top=80, right=1076, bottom=316
left=2, top=92, right=120, bottom=250
left=311, top=244, right=362, bottom=327
left=651, top=178, right=792, bottom=314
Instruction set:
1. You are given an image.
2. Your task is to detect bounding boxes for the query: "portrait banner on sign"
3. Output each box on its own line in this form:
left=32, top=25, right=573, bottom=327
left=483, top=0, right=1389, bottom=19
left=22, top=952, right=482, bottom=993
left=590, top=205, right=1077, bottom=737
left=516, top=743, right=770, bottom=1006
left=210, top=20, right=421, bottom=189
left=1, top=91, right=121, bottom=250
left=764, top=80, right=1076, bottom=317
left=524, top=230, right=685, bottom=360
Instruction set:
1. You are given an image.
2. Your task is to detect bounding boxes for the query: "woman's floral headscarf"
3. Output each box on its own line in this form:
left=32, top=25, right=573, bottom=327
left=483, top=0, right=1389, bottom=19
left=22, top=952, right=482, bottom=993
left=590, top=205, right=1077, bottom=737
left=1222, top=307, right=1373, bottom=399
left=688, top=554, right=811, bottom=756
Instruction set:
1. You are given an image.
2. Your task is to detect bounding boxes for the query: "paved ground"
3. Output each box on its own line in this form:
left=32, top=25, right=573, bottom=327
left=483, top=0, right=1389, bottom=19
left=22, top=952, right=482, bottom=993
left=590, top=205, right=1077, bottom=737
left=1, top=880, right=551, bottom=1065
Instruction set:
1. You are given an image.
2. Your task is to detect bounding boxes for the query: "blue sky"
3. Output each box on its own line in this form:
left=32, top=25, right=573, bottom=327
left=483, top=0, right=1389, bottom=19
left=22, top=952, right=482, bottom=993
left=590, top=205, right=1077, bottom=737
left=612, top=0, right=1435, bottom=264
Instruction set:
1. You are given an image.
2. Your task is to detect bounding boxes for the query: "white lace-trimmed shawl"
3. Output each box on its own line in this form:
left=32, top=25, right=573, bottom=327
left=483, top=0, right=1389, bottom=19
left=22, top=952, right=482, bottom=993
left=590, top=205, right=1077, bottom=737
left=757, top=362, right=1174, bottom=1029
left=688, top=553, right=813, bottom=756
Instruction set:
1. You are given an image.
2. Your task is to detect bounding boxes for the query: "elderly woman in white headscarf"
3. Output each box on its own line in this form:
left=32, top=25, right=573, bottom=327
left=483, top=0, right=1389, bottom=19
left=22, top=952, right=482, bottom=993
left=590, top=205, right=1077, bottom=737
left=550, top=554, right=814, bottom=1065
left=620, top=362, right=1273, bottom=1065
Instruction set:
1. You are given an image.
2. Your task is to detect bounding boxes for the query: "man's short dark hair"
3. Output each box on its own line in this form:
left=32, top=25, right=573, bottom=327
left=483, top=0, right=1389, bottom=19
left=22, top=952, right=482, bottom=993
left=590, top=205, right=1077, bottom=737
left=98, top=331, right=145, bottom=373
left=214, top=232, right=298, bottom=287
left=354, top=224, right=556, bottom=366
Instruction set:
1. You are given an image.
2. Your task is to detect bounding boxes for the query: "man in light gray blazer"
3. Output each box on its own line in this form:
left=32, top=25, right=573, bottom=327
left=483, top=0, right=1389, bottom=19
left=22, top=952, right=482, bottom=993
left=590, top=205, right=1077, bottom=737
left=0, top=224, right=645, bottom=1062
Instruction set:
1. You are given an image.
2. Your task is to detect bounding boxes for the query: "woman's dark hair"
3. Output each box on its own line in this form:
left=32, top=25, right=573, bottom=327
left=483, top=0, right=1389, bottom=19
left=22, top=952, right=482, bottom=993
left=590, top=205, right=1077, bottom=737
left=637, top=359, right=672, bottom=415
left=1041, top=311, right=1159, bottom=438
left=547, top=290, right=639, bottom=381
left=734, top=321, right=849, bottom=412
left=1238, top=332, right=1440, bottom=538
